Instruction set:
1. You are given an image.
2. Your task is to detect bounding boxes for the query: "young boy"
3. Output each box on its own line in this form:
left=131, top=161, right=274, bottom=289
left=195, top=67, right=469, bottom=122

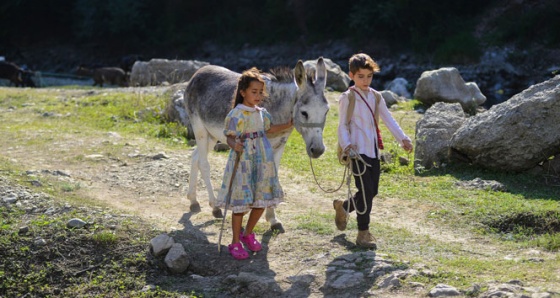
left=334, top=53, right=413, bottom=249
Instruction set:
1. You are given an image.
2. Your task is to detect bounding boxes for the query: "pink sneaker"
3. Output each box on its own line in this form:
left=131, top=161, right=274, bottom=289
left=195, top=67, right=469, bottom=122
left=240, top=232, right=262, bottom=252
left=228, top=242, right=248, bottom=260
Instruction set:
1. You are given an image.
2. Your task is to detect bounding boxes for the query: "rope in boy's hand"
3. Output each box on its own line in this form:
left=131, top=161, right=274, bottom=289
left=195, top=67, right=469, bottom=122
left=345, top=147, right=358, bottom=159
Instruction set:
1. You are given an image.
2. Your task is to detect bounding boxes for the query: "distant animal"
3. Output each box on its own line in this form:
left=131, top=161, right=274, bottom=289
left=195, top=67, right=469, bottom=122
left=0, top=61, right=23, bottom=87
left=76, top=66, right=128, bottom=87
left=19, top=65, right=36, bottom=87
left=184, top=57, right=329, bottom=232
left=120, top=54, right=144, bottom=73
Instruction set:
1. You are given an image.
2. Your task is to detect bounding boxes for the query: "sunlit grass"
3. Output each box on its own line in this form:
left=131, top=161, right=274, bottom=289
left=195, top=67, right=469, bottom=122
left=92, top=231, right=118, bottom=246
left=0, top=87, right=189, bottom=146
left=294, top=211, right=336, bottom=235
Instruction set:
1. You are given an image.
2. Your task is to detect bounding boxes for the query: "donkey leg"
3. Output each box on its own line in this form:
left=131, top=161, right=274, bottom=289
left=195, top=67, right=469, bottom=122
left=267, top=146, right=286, bottom=233
left=265, top=208, right=284, bottom=233
left=206, top=136, right=223, bottom=218
left=187, top=147, right=201, bottom=213
left=195, top=132, right=223, bottom=218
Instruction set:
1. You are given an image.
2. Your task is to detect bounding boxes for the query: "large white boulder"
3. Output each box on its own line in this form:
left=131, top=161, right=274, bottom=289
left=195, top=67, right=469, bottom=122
left=414, top=67, right=486, bottom=112
left=450, top=75, right=560, bottom=172
left=130, top=58, right=209, bottom=86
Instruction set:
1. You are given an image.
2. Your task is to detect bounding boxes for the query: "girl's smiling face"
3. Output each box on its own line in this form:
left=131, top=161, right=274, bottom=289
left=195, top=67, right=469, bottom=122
left=241, top=80, right=265, bottom=107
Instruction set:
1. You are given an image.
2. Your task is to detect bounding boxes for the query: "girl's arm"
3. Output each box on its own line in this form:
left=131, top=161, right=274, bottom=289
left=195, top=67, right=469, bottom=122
left=267, top=118, right=293, bottom=134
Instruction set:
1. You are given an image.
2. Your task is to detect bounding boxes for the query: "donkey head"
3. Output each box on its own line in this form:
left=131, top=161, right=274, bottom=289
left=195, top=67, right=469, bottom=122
left=293, top=57, right=329, bottom=158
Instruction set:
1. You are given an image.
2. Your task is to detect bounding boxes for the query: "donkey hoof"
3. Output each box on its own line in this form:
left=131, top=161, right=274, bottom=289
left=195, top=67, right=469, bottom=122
left=212, top=207, right=223, bottom=218
left=270, top=222, right=285, bottom=234
left=190, top=202, right=201, bottom=213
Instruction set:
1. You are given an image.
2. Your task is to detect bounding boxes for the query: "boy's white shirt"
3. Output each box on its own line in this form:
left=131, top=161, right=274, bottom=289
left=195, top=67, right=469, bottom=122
left=338, top=87, right=411, bottom=159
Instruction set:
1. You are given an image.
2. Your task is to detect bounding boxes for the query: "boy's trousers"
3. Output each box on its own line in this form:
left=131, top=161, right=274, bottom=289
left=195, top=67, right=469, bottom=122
left=342, top=154, right=380, bottom=231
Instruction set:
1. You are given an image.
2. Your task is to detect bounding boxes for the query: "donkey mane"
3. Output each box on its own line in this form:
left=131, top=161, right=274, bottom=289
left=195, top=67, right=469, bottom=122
left=267, top=66, right=293, bottom=83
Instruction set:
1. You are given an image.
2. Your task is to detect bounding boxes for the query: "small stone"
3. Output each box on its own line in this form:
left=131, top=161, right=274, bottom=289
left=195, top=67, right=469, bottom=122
left=18, top=226, right=29, bottom=234
left=141, top=284, right=156, bottom=292
left=152, top=152, right=169, bottom=160
left=67, top=218, right=88, bottom=228
left=34, top=238, right=47, bottom=246
left=3, top=195, right=18, bottom=204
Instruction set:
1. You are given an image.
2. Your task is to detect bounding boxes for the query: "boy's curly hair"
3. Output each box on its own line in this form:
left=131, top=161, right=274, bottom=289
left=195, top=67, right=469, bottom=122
left=232, top=67, right=268, bottom=108
left=349, top=53, right=380, bottom=74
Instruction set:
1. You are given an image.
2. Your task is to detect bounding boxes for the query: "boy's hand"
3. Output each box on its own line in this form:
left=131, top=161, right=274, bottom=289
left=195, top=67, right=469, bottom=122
left=344, top=144, right=357, bottom=153
left=402, top=139, right=413, bottom=153
left=344, top=144, right=358, bottom=157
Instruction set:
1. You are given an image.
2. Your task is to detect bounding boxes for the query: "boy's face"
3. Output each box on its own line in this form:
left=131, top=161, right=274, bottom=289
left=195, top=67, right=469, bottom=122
left=349, top=68, right=374, bottom=92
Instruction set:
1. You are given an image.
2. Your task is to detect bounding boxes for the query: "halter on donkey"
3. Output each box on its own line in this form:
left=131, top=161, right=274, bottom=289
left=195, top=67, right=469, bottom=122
left=184, top=58, right=329, bottom=233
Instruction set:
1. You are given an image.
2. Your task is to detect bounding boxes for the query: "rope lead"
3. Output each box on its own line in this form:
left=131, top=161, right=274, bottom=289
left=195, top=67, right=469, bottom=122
left=309, top=148, right=371, bottom=218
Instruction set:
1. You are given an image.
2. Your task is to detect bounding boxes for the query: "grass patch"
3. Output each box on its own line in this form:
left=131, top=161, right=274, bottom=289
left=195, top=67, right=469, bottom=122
left=533, top=233, right=560, bottom=251
left=0, top=87, right=190, bottom=145
left=92, top=230, right=119, bottom=246
left=294, top=211, right=337, bottom=235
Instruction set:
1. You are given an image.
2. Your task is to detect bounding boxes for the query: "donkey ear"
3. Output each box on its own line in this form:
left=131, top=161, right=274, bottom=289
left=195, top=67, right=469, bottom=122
left=294, top=60, right=307, bottom=88
left=315, top=57, right=327, bottom=90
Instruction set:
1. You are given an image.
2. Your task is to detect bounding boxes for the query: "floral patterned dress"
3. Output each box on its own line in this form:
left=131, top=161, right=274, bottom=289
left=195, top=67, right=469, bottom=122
left=216, top=104, right=284, bottom=213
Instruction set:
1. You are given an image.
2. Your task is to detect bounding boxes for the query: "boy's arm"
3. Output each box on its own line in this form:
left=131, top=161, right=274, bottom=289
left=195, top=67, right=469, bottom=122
left=375, top=91, right=412, bottom=150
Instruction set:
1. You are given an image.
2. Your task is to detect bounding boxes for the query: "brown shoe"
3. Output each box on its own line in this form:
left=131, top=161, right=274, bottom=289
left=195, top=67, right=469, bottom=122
left=333, top=199, right=348, bottom=231
left=356, top=230, right=377, bottom=250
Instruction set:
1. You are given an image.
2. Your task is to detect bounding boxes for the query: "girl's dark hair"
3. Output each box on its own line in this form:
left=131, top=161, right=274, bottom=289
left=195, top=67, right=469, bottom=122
left=231, top=67, right=267, bottom=108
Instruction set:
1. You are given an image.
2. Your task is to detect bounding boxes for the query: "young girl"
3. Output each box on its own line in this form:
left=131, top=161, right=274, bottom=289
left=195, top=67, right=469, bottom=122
left=217, top=67, right=293, bottom=260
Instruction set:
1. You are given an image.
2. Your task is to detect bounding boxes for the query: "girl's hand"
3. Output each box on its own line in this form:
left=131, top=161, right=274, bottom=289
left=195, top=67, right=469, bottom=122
left=267, top=119, right=294, bottom=134
left=227, top=136, right=244, bottom=153
left=233, top=140, right=244, bottom=153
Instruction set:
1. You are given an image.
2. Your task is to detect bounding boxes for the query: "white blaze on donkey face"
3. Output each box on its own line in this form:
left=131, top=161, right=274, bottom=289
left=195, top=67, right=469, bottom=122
left=184, top=58, right=328, bottom=232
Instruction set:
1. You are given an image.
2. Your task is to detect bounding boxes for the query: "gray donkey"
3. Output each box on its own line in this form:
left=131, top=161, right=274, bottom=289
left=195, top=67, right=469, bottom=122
left=184, top=57, right=329, bottom=232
